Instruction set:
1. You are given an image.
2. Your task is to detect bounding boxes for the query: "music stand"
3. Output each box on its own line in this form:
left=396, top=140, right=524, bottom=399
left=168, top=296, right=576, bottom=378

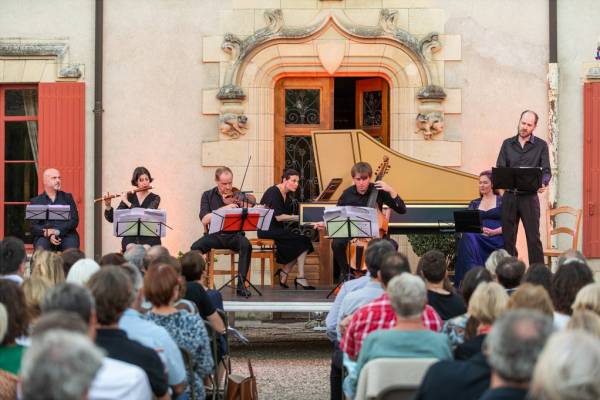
left=453, top=210, right=482, bottom=233
left=210, top=208, right=274, bottom=297
left=114, top=208, right=170, bottom=243
left=26, top=205, right=71, bottom=247
left=324, top=206, right=378, bottom=298
left=492, top=167, right=542, bottom=192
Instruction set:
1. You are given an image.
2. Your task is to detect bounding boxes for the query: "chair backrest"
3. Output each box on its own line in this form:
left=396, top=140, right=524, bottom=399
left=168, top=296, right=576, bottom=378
left=355, top=358, right=438, bottom=400
left=545, top=206, right=582, bottom=250
left=179, top=346, right=197, bottom=400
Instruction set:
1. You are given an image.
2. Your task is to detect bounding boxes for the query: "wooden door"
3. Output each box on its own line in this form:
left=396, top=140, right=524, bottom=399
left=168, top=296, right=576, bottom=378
left=355, top=78, right=389, bottom=145
left=274, top=77, right=333, bottom=202
left=584, top=82, right=600, bottom=257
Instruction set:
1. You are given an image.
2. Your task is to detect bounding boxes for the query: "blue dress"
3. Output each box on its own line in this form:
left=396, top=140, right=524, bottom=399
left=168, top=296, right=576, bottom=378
left=454, top=196, right=504, bottom=287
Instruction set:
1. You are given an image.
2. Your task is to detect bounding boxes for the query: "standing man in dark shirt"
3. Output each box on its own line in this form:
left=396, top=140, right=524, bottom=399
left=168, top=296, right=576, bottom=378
left=496, top=110, right=551, bottom=264
left=191, top=166, right=252, bottom=297
left=30, top=168, right=80, bottom=251
left=332, top=162, right=406, bottom=282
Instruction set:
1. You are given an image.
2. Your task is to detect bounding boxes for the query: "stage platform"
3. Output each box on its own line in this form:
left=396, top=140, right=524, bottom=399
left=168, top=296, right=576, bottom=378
left=221, top=285, right=335, bottom=313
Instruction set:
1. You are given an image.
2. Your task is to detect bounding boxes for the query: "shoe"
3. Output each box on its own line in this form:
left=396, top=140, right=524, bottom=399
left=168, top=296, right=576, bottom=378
left=274, top=268, right=289, bottom=289
left=294, top=277, right=315, bottom=290
left=236, top=286, right=252, bottom=297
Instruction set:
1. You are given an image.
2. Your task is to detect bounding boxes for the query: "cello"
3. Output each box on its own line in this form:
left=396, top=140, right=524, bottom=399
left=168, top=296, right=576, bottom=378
left=348, top=156, right=391, bottom=271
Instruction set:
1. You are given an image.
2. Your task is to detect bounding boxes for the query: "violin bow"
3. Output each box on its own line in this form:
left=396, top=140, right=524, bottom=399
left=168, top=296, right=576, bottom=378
left=238, top=156, right=251, bottom=193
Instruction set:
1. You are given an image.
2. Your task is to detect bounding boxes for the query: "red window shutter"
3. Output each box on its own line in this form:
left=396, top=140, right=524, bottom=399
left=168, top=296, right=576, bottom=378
left=583, top=82, right=600, bottom=257
left=38, top=83, right=85, bottom=249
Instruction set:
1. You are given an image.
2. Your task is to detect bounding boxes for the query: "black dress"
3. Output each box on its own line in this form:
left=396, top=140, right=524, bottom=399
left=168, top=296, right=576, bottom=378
left=104, top=192, right=162, bottom=252
left=257, top=185, right=313, bottom=264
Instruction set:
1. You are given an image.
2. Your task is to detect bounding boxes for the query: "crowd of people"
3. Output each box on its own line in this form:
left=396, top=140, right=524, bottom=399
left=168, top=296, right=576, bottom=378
left=0, top=237, right=226, bottom=400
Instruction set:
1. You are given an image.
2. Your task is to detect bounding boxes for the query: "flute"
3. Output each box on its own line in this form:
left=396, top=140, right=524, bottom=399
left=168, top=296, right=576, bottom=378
left=93, top=186, right=154, bottom=203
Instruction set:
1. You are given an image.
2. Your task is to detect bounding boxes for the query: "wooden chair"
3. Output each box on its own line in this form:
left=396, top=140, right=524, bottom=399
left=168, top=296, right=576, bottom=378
left=543, top=206, right=582, bottom=266
left=204, top=223, right=238, bottom=289
left=249, top=238, right=276, bottom=287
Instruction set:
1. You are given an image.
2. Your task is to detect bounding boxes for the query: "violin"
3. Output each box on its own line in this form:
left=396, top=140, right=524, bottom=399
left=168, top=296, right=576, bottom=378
left=94, top=186, right=154, bottom=203
left=348, top=156, right=391, bottom=271
left=222, top=188, right=257, bottom=208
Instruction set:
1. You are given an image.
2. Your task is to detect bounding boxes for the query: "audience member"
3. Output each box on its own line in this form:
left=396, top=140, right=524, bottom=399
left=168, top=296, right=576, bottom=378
left=551, top=258, right=594, bottom=329
left=529, top=330, right=600, bottom=400
left=557, top=249, right=587, bottom=266
left=566, top=309, right=600, bottom=338
left=118, top=263, right=187, bottom=395
left=484, top=248, right=510, bottom=279
left=30, top=250, right=65, bottom=285
left=65, top=258, right=101, bottom=286
left=145, top=263, right=214, bottom=400
left=98, top=252, right=127, bottom=267
left=181, top=250, right=223, bottom=309
left=22, top=277, right=52, bottom=322
left=88, top=267, right=169, bottom=399
left=506, top=283, right=554, bottom=318
left=0, top=237, right=26, bottom=284
left=522, top=263, right=553, bottom=295
left=479, top=310, right=553, bottom=400
left=143, top=245, right=170, bottom=270
left=60, top=248, right=86, bottom=277
left=347, top=274, right=452, bottom=398
left=0, top=280, right=29, bottom=375
left=123, top=244, right=147, bottom=271
left=0, top=302, right=18, bottom=399
left=443, top=267, right=493, bottom=347
left=495, top=257, right=525, bottom=293
left=419, top=250, right=466, bottom=320
left=40, top=284, right=153, bottom=399
left=455, top=282, right=508, bottom=360
left=20, top=330, right=103, bottom=400
left=572, top=282, right=600, bottom=316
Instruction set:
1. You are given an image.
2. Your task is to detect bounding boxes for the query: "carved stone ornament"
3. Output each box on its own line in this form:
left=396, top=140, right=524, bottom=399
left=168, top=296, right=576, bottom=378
left=219, top=113, right=248, bottom=139
left=0, top=41, right=82, bottom=79
left=415, top=84, right=446, bottom=139
left=415, top=112, right=445, bottom=140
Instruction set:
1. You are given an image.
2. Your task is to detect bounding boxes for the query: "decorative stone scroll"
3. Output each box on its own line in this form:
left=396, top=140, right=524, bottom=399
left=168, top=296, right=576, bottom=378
left=0, top=42, right=82, bottom=79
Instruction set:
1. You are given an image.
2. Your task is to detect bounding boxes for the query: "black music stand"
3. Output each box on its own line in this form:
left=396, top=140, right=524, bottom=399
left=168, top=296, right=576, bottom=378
left=211, top=208, right=273, bottom=297
left=26, top=205, right=71, bottom=248
left=114, top=209, right=169, bottom=244
left=325, top=213, right=375, bottom=299
left=492, top=167, right=542, bottom=192
left=453, top=210, right=482, bottom=233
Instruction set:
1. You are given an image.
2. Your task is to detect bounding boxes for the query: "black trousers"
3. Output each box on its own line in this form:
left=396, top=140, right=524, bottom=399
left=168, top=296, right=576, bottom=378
left=191, top=232, right=252, bottom=282
left=33, top=233, right=80, bottom=251
left=330, top=341, right=343, bottom=400
left=501, top=192, right=544, bottom=264
left=332, top=238, right=351, bottom=281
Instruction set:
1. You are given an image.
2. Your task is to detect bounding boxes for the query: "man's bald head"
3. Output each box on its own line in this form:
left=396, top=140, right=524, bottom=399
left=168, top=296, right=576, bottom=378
left=43, top=168, right=61, bottom=192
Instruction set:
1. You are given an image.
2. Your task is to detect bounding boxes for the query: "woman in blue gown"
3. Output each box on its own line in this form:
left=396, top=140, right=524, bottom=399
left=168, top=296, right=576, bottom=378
left=454, top=170, right=504, bottom=287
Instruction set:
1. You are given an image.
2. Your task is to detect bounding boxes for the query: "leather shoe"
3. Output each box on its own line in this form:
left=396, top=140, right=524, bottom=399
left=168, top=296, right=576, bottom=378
left=236, top=287, right=252, bottom=297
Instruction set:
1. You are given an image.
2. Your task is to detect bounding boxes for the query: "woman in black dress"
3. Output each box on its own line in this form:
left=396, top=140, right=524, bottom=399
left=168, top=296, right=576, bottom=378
left=103, top=166, right=162, bottom=252
left=258, top=169, right=315, bottom=289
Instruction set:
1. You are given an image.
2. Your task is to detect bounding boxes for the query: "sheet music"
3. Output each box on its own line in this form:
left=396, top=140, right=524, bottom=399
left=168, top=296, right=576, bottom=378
left=323, top=206, right=379, bottom=238
left=113, top=208, right=168, bottom=237
left=209, top=207, right=274, bottom=234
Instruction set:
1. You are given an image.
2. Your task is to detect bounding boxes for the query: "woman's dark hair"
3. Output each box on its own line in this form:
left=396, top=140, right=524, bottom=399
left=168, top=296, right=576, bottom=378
left=0, top=280, right=30, bottom=345
left=0, top=236, right=26, bottom=275
left=130, top=166, right=153, bottom=186
left=281, top=168, right=300, bottom=181
left=523, top=263, right=553, bottom=295
left=479, top=170, right=498, bottom=196
left=551, top=259, right=594, bottom=315
left=459, top=267, right=493, bottom=305
left=99, top=252, right=126, bottom=267
left=180, top=251, right=206, bottom=282
left=60, top=248, right=86, bottom=276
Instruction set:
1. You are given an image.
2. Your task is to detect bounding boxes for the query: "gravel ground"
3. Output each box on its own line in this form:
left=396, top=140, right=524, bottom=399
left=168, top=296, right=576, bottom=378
left=227, top=319, right=332, bottom=400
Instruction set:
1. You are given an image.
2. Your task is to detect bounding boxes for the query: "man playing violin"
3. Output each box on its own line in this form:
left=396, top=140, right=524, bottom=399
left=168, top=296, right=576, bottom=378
left=332, top=162, right=407, bottom=282
left=191, top=166, right=253, bottom=297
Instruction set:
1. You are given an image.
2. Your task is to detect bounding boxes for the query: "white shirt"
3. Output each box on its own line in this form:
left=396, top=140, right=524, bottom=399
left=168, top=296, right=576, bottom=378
left=89, top=357, right=152, bottom=400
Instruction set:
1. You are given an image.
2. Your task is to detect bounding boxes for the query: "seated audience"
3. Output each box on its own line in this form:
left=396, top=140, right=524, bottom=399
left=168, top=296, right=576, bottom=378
left=98, top=252, right=127, bottom=267
left=347, top=273, right=452, bottom=398
left=566, top=309, right=600, bottom=338
left=118, top=263, right=187, bottom=396
left=479, top=310, right=553, bottom=400
left=22, top=277, right=52, bottom=323
left=485, top=248, right=510, bottom=279
left=495, top=257, right=525, bottom=293
left=522, top=263, right=553, bottom=295
left=443, top=267, right=493, bottom=348
left=20, top=330, right=103, bottom=400
left=529, top=330, right=600, bottom=400
left=143, top=245, right=170, bottom=271
left=341, top=253, right=442, bottom=361
left=30, top=250, right=65, bottom=285
left=455, top=282, right=508, bottom=360
left=124, top=244, right=147, bottom=271
left=506, top=283, right=554, bottom=318
left=0, top=303, right=18, bottom=399
left=65, top=258, right=101, bottom=286
left=145, top=263, right=214, bottom=400
left=60, top=248, right=85, bottom=277
left=551, top=258, right=594, bottom=329
left=419, top=250, right=466, bottom=320
left=0, top=237, right=26, bottom=285
left=572, top=282, right=600, bottom=316
left=0, top=281, right=29, bottom=375
left=40, top=284, right=153, bottom=399
left=87, top=267, right=169, bottom=399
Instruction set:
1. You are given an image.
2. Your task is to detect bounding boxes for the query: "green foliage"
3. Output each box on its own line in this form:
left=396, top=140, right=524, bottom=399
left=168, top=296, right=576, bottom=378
left=407, top=233, right=457, bottom=270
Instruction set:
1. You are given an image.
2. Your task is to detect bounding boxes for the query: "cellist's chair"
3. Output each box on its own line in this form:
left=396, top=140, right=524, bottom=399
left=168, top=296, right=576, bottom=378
left=543, top=206, right=582, bottom=266
left=249, top=238, right=276, bottom=287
